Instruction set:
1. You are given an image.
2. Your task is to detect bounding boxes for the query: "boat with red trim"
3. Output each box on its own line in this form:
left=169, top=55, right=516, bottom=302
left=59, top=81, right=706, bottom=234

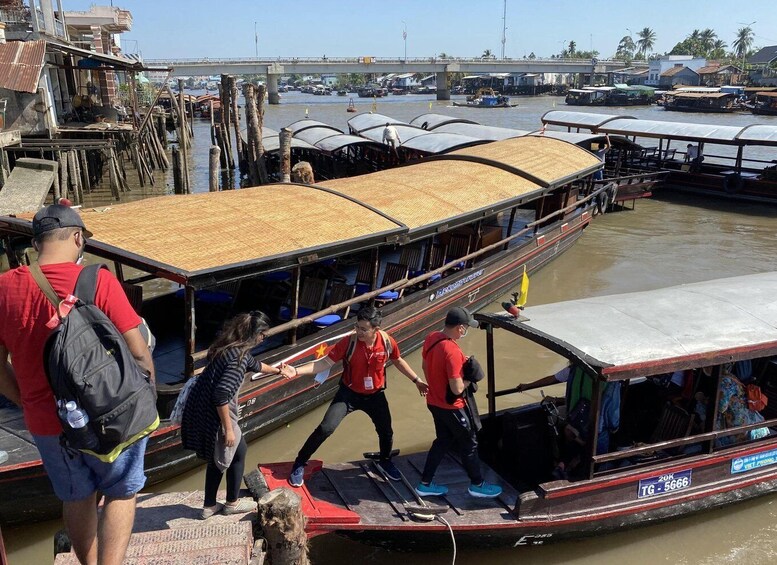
left=0, top=135, right=607, bottom=526
left=257, top=273, right=777, bottom=549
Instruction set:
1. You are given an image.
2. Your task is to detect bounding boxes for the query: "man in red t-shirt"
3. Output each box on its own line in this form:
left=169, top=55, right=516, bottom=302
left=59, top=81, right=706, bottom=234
left=283, top=306, right=427, bottom=487
left=0, top=204, right=154, bottom=565
left=415, top=307, right=501, bottom=499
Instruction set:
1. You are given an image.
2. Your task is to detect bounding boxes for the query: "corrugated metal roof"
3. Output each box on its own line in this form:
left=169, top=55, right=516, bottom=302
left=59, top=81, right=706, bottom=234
left=661, top=66, right=696, bottom=77
left=541, top=110, right=635, bottom=130
left=598, top=118, right=743, bottom=143
left=669, top=92, right=733, bottom=99
left=477, top=272, right=777, bottom=380
left=400, top=132, right=486, bottom=154
left=0, top=40, right=46, bottom=94
left=748, top=45, right=777, bottom=65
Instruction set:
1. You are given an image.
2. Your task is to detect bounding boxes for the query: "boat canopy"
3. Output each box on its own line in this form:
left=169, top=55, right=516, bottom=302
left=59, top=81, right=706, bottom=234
left=1, top=137, right=599, bottom=285
left=399, top=132, right=487, bottom=154
left=434, top=123, right=527, bottom=141
left=347, top=113, right=404, bottom=134
left=285, top=119, right=342, bottom=135
left=597, top=118, right=745, bottom=144
left=476, top=272, right=777, bottom=381
left=668, top=92, right=735, bottom=99
left=409, top=113, right=477, bottom=130
left=541, top=110, right=634, bottom=130
left=261, top=136, right=316, bottom=153
left=736, top=125, right=777, bottom=144
left=358, top=124, right=428, bottom=144
left=293, top=127, right=343, bottom=146
left=531, top=130, right=640, bottom=149
left=315, top=134, right=385, bottom=153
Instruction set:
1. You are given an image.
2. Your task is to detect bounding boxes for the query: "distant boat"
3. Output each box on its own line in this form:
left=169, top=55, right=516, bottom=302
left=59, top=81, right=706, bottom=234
left=453, top=88, right=514, bottom=108
left=663, top=91, right=738, bottom=113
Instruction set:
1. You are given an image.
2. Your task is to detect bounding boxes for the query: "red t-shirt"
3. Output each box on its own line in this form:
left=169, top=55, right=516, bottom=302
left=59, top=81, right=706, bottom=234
left=0, top=263, right=141, bottom=435
left=422, top=331, right=466, bottom=409
left=328, top=331, right=400, bottom=395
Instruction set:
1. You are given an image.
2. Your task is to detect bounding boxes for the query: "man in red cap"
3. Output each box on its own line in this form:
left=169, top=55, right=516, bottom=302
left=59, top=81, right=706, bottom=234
left=415, top=307, right=501, bottom=499
left=0, top=204, right=154, bottom=565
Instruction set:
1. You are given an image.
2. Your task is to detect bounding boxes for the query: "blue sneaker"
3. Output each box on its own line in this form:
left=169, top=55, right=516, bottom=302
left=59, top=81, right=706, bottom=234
left=415, top=482, right=448, bottom=497
left=468, top=481, right=502, bottom=498
left=376, top=459, right=402, bottom=481
left=288, top=464, right=305, bottom=487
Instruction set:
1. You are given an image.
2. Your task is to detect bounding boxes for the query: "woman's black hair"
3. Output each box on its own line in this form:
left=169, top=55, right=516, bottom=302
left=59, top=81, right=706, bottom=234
left=207, top=310, right=271, bottom=361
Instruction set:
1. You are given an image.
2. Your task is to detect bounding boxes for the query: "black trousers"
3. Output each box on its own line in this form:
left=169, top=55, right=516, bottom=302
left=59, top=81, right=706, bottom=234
left=204, top=436, right=247, bottom=507
left=420, top=404, right=483, bottom=485
left=295, top=385, right=393, bottom=466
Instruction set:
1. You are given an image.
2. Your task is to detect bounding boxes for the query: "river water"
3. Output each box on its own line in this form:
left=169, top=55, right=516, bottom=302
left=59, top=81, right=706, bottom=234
left=6, top=94, right=777, bottom=564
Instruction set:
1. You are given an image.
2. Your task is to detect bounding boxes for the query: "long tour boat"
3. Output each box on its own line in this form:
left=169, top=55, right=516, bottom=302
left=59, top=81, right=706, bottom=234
left=258, top=272, right=777, bottom=550
left=0, top=135, right=607, bottom=526
left=542, top=110, right=777, bottom=204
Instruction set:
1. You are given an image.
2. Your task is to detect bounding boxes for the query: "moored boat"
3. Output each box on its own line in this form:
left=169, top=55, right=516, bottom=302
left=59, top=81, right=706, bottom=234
left=453, top=88, right=514, bottom=108
left=542, top=110, right=777, bottom=204
left=751, top=92, right=777, bottom=116
left=259, top=272, right=777, bottom=549
left=663, top=91, right=738, bottom=113
left=0, top=135, right=607, bottom=526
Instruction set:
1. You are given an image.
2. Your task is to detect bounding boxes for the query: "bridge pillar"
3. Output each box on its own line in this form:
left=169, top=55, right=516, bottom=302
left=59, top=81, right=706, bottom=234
left=436, top=71, right=450, bottom=101
left=267, top=73, right=280, bottom=105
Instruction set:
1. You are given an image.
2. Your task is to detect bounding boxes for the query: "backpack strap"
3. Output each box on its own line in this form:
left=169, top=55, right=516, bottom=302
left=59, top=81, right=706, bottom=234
left=73, top=264, right=105, bottom=306
left=29, top=262, right=61, bottom=308
left=342, top=332, right=358, bottom=387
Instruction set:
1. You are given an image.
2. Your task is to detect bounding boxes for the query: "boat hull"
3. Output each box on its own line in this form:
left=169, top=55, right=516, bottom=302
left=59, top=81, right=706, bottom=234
left=0, top=209, right=592, bottom=527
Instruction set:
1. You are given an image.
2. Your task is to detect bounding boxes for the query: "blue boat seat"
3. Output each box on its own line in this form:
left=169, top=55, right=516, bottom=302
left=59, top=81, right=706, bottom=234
left=279, top=305, right=315, bottom=321
left=315, top=283, right=357, bottom=327
left=313, top=314, right=342, bottom=326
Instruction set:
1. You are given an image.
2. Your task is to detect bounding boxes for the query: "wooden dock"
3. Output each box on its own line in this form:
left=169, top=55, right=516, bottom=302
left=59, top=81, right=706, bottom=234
left=54, top=491, right=266, bottom=565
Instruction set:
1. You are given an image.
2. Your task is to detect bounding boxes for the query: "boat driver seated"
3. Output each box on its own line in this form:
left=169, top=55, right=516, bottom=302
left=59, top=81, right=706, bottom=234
left=517, top=364, right=621, bottom=478
left=684, top=144, right=704, bottom=171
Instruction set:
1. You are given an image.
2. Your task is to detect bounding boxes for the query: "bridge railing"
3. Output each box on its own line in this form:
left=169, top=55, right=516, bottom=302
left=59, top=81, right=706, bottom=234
left=144, top=56, right=628, bottom=66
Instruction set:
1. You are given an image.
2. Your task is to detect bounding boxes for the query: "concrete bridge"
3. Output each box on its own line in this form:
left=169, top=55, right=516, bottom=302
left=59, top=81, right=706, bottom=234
left=144, top=56, right=637, bottom=104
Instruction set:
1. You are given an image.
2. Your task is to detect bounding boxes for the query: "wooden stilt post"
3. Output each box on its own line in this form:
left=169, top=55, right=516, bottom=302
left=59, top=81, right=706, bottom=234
left=220, top=74, right=235, bottom=169
left=107, top=148, right=120, bottom=200
left=172, top=146, right=182, bottom=194
left=242, top=83, right=261, bottom=185
left=279, top=128, right=292, bottom=182
left=257, top=489, right=310, bottom=565
left=256, top=84, right=268, bottom=183
left=176, top=80, right=191, bottom=193
left=57, top=150, right=67, bottom=200
left=209, top=146, right=221, bottom=192
left=228, top=76, right=243, bottom=173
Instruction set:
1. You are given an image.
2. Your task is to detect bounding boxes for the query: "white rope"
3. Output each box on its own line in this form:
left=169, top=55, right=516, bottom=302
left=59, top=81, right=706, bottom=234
left=436, top=514, right=457, bottom=565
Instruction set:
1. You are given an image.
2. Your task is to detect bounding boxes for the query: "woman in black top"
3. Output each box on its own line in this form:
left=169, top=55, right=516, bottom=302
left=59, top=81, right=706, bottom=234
left=181, top=311, right=284, bottom=518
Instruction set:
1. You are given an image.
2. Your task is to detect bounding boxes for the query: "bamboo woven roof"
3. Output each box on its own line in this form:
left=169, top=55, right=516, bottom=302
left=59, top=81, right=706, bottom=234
left=443, top=136, right=602, bottom=186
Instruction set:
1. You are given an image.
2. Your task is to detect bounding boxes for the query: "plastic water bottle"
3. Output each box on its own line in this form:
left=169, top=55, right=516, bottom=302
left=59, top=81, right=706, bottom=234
left=65, top=401, right=99, bottom=450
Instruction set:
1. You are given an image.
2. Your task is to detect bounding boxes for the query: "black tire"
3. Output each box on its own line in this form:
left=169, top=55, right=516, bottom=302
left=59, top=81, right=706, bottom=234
left=723, top=173, right=743, bottom=194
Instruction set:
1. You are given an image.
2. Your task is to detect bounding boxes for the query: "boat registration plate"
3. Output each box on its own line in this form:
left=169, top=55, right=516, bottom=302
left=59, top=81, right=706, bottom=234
left=637, top=470, right=692, bottom=499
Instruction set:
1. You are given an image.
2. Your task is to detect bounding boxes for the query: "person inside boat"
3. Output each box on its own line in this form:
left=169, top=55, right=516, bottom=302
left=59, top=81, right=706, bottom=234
left=684, top=144, right=704, bottom=171
left=713, top=363, right=769, bottom=447
left=592, top=136, right=611, bottom=181
left=415, top=307, right=502, bottom=499
left=517, top=364, right=621, bottom=477
left=283, top=306, right=427, bottom=488
left=382, top=122, right=401, bottom=156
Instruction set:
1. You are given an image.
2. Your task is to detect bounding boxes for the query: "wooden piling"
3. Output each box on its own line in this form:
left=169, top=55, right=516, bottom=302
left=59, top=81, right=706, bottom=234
left=279, top=128, right=292, bottom=182
left=171, top=146, right=182, bottom=195
left=175, top=80, right=191, bottom=193
left=256, top=85, right=268, bottom=183
left=107, top=148, right=120, bottom=200
left=67, top=151, right=82, bottom=205
left=220, top=75, right=235, bottom=169
left=257, top=489, right=309, bottom=565
left=56, top=150, right=67, bottom=200
left=209, top=146, right=220, bottom=192
left=242, top=83, right=261, bottom=185
left=228, top=76, right=243, bottom=173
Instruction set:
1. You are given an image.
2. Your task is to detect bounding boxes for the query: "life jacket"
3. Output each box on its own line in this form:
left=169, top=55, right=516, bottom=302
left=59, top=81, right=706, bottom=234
left=342, top=330, right=393, bottom=389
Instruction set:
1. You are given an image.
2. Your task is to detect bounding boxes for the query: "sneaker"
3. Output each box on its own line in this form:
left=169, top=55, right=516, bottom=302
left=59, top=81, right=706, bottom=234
left=222, top=499, right=257, bottom=515
left=200, top=503, right=223, bottom=520
left=376, top=459, right=402, bottom=481
left=288, top=464, right=305, bottom=487
left=468, top=481, right=502, bottom=498
left=415, top=482, right=448, bottom=497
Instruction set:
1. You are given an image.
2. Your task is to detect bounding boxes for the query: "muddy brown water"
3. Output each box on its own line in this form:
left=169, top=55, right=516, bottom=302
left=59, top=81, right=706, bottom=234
left=6, top=95, right=777, bottom=564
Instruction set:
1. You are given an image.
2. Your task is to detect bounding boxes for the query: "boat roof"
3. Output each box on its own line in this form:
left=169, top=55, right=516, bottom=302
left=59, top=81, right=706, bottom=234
left=531, top=130, right=641, bottom=149
left=400, top=132, right=488, bottom=153
left=1, top=137, right=599, bottom=285
left=433, top=122, right=527, bottom=141
left=476, top=272, right=777, bottom=381
left=597, top=118, right=746, bottom=143
left=409, top=113, right=477, bottom=129
left=315, top=134, right=385, bottom=153
left=541, top=110, right=634, bottom=129
left=293, top=126, right=343, bottom=146
left=668, top=92, right=734, bottom=99
left=261, top=136, right=316, bottom=153
left=358, top=124, right=428, bottom=144
left=285, top=119, right=342, bottom=135
left=347, top=113, right=404, bottom=134
left=736, top=125, right=777, bottom=144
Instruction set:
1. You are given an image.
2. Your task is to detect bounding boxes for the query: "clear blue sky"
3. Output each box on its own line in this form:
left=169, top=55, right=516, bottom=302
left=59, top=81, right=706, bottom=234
left=64, top=0, right=777, bottom=60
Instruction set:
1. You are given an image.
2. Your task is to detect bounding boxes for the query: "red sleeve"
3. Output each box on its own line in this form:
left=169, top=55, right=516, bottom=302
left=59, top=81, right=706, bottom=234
left=387, top=335, right=400, bottom=360
left=327, top=335, right=351, bottom=363
left=94, top=269, right=142, bottom=334
left=443, top=342, right=465, bottom=381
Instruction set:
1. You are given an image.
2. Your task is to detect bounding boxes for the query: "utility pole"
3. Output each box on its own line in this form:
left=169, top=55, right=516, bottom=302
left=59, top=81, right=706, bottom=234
left=500, top=0, right=507, bottom=59
left=254, top=21, right=258, bottom=58
left=402, top=21, right=407, bottom=62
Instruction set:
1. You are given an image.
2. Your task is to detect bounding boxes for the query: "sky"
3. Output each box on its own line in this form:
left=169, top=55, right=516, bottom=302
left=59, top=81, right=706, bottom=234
left=63, top=0, right=777, bottom=61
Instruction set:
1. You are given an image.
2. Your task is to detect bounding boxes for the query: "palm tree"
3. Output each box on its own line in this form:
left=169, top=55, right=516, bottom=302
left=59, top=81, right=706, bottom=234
left=616, top=35, right=636, bottom=59
left=710, top=39, right=727, bottom=60
left=636, top=27, right=656, bottom=57
left=732, top=26, right=755, bottom=65
left=568, top=40, right=577, bottom=57
left=699, top=29, right=717, bottom=54
left=482, top=49, right=493, bottom=59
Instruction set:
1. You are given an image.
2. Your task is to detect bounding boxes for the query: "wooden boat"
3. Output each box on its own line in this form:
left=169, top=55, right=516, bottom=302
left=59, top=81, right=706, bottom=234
left=453, top=88, right=515, bottom=108
left=541, top=110, right=777, bottom=204
left=567, top=86, right=655, bottom=107
left=258, top=273, right=777, bottom=549
left=565, top=87, right=609, bottom=106
left=663, top=91, right=738, bottom=113
left=0, top=135, right=607, bottom=526
left=751, top=92, right=777, bottom=116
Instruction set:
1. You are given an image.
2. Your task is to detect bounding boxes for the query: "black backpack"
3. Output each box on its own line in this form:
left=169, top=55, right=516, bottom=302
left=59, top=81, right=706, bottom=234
left=30, top=263, right=159, bottom=462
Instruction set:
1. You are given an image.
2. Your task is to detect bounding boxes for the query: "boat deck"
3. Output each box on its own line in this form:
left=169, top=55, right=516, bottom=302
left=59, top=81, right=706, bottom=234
left=261, top=452, right=520, bottom=532
left=0, top=403, right=36, bottom=469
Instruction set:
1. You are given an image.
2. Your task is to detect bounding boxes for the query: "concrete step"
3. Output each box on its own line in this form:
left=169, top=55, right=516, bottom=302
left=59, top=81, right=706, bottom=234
left=0, top=157, right=57, bottom=215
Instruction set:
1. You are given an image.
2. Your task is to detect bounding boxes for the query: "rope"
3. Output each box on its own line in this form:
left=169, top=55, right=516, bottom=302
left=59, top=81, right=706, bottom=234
left=436, top=514, right=457, bottom=565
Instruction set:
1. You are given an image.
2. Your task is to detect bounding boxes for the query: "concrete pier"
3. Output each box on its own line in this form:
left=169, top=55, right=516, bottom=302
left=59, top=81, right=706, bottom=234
left=54, top=491, right=266, bottom=565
